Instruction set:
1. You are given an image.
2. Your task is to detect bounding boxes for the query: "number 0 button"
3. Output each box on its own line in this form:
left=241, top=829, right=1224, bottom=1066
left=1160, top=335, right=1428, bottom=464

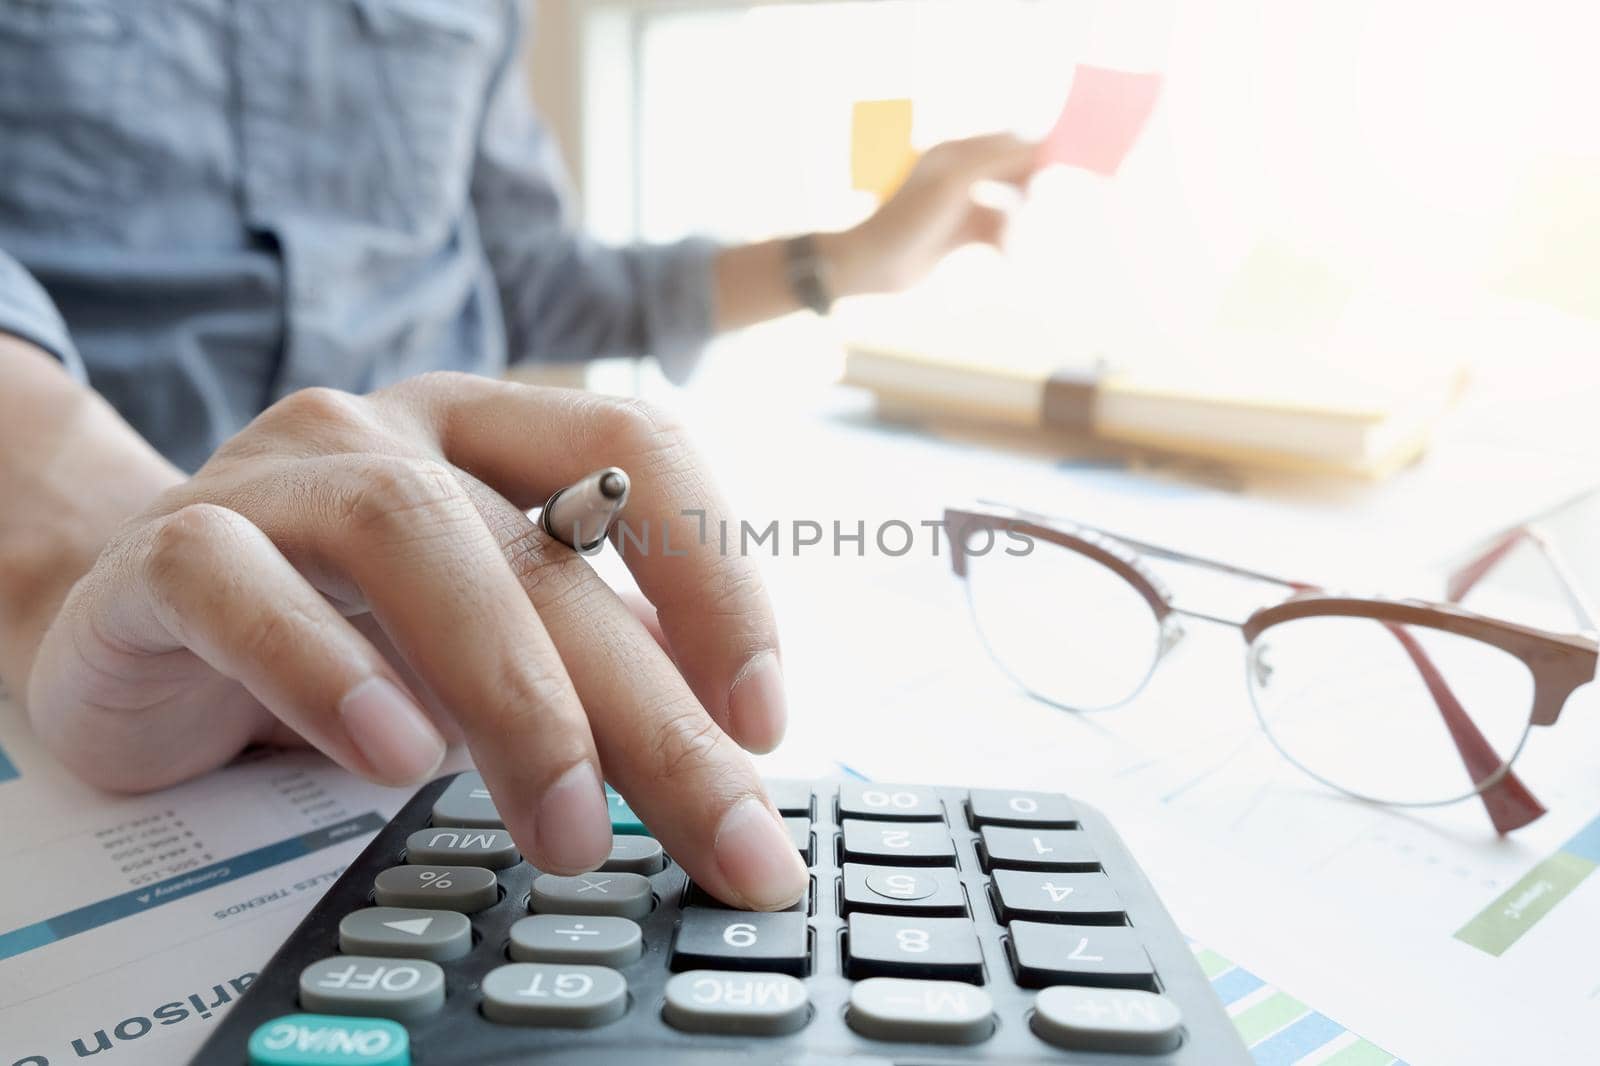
left=670, top=909, right=809, bottom=975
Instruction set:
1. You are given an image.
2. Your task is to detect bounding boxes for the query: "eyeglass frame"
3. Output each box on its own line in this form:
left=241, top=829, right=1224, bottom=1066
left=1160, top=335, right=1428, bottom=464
left=943, top=502, right=1599, bottom=835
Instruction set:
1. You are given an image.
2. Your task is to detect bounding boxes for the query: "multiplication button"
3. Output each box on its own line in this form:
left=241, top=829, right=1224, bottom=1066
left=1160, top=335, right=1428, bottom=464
left=480, top=963, right=627, bottom=1028
left=298, top=957, right=444, bottom=1022
left=529, top=872, right=652, bottom=920
left=373, top=865, right=498, bottom=913
left=663, top=971, right=810, bottom=1036
left=1032, top=986, right=1184, bottom=1053
left=247, top=1014, right=409, bottom=1065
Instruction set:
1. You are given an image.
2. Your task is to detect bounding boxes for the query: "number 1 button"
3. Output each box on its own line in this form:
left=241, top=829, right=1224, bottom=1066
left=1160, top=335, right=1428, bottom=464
left=670, top=909, right=809, bottom=976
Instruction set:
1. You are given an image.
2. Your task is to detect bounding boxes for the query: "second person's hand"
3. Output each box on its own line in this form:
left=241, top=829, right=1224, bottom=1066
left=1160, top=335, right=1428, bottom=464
left=25, top=373, right=808, bottom=910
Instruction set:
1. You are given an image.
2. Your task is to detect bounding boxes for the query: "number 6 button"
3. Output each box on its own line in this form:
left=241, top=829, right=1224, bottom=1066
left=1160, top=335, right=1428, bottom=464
left=670, top=909, right=809, bottom=976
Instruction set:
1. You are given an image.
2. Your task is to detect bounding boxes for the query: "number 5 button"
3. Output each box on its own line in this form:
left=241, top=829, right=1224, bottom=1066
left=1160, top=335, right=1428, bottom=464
left=670, top=909, right=809, bottom=976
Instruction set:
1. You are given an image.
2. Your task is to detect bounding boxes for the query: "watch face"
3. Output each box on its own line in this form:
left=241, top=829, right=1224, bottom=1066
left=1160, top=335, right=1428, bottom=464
left=785, top=235, right=833, bottom=314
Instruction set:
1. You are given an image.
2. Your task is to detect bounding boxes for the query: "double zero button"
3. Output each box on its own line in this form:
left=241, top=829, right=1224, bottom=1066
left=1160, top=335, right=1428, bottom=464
left=839, top=782, right=944, bottom=821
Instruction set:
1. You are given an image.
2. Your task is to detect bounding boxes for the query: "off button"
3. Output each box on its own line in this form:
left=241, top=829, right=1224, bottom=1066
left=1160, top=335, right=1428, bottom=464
left=248, top=1013, right=409, bottom=1064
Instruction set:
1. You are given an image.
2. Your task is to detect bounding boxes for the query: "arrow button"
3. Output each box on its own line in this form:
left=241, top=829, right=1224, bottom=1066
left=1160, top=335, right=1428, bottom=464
left=339, top=907, right=471, bottom=962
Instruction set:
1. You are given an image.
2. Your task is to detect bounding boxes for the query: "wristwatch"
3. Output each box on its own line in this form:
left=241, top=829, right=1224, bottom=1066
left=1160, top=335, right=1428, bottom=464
left=783, top=234, right=835, bottom=316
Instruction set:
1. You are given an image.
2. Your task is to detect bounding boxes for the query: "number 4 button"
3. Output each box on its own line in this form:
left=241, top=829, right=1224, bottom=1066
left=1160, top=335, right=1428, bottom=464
left=670, top=909, right=809, bottom=976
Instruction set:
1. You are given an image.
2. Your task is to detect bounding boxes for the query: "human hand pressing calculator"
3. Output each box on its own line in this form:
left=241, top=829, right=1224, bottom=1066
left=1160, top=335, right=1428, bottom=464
left=193, top=773, right=1250, bottom=1064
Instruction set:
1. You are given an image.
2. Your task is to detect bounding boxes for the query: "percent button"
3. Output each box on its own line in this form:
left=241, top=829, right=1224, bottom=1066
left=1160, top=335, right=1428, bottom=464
left=373, top=865, right=499, bottom=913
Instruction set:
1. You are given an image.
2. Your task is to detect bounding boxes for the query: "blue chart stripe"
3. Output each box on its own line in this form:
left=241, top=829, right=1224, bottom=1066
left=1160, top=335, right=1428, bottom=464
left=1562, top=813, right=1600, bottom=864
left=0, top=742, right=18, bottom=783
left=1211, top=966, right=1266, bottom=1006
left=1251, top=1011, right=1347, bottom=1066
left=0, top=811, right=383, bottom=961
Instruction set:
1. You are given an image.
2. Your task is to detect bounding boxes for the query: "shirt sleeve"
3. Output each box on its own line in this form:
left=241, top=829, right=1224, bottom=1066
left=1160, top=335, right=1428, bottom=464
left=469, top=4, right=718, bottom=385
left=0, top=248, right=86, bottom=382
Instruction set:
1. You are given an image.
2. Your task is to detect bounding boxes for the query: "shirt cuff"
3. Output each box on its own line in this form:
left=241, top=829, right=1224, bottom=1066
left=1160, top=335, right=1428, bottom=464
left=639, top=236, right=719, bottom=386
left=0, top=249, right=86, bottom=382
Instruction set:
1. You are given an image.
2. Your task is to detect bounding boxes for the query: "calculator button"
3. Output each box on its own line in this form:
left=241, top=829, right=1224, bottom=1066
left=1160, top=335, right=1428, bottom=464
left=841, top=820, right=955, bottom=866
left=508, top=915, right=643, bottom=967
left=247, top=1013, right=410, bottom=1065
left=480, top=963, right=627, bottom=1028
left=372, top=865, right=498, bottom=913
left=404, top=827, right=519, bottom=870
left=968, top=788, right=1078, bottom=829
left=841, top=864, right=967, bottom=917
left=599, top=835, right=665, bottom=875
left=785, top=816, right=815, bottom=865
left=605, top=785, right=649, bottom=836
left=298, top=957, right=444, bottom=1022
left=979, top=826, right=1098, bottom=871
left=670, top=908, right=809, bottom=975
left=838, top=782, right=944, bottom=822
left=683, top=878, right=811, bottom=914
left=662, top=971, right=811, bottom=1036
left=1007, top=921, right=1156, bottom=990
left=844, top=913, right=983, bottom=982
left=846, top=978, right=994, bottom=1045
left=338, top=907, right=471, bottom=962
left=429, top=772, right=503, bottom=829
left=1031, top=986, right=1184, bottom=1053
left=530, top=872, right=652, bottom=920
left=764, top=780, right=814, bottom=817
left=991, top=870, right=1125, bottom=924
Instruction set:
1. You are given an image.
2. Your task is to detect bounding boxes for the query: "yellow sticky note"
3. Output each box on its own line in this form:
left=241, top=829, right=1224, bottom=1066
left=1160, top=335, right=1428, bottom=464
left=1495, top=157, right=1600, bottom=321
left=851, top=99, right=916, bottom=200
left=1215, top=241, right=1352, bottom=341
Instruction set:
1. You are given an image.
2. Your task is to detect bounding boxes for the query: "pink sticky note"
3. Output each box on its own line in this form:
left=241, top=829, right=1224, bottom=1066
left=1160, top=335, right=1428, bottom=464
left=1038, top=65, right=1163, bottom=176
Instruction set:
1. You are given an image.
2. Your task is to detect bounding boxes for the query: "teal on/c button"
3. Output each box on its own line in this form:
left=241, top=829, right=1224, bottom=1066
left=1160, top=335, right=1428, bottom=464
left=248, top=1014, right=409, bottom=1065
left=605, top=785, right=650, bottom=836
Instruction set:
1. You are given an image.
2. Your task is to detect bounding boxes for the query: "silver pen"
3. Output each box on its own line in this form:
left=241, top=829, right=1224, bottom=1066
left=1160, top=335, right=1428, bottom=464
left=541, top=467, right=630, bottom=553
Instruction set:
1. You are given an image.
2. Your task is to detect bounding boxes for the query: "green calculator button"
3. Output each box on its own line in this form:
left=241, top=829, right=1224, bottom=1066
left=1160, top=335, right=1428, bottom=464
left=248, top=1014, right=409, bottom=1065
left=605, top=785, right=650, bottom=836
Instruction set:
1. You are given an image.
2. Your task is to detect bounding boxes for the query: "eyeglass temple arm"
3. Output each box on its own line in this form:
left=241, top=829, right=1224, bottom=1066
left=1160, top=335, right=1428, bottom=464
left=1447, top=526, right=1598, bottom=631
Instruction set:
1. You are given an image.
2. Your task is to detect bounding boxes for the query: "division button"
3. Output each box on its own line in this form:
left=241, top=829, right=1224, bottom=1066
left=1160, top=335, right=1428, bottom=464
left=298, top=957, right=444, bottom=1022
left=968, top=788, right=1078, bottom=828
left=1007, top=921, right=1156, bottom=990
left=662, top=970, right=811, bottom=1036
left=847, top=978, right=994, bottom=1044
left=670, top=908, right=809, bottom=975
left=480, top=963, right=627, bottom=1028
left=979, top=826, right=1098, bottom=872
left=404, top=827, right=519, bottom=870
left=841, top=864, right=967, bottom=917
left=841, top=820, right=955, bottom=866
left=372, top=865, right=498, bottom=913
left=838, top=782, right=944, bottom=822
left=1031, top=986, right=1184, bottom=1053
left=990, top=869, right=1125, bottom=923
left=338, top=908, right=471, bottom=962
left=600, top=835, right=665, bottom=875
left=508, top=915, right=643, bottom=967
left=529, top=872, right=652, bottom=920
left=430, top=772, right=503, bottom=829
left=844, top=913, right=983, bottom=982
left=247, top=1013, right=410, bottom=1065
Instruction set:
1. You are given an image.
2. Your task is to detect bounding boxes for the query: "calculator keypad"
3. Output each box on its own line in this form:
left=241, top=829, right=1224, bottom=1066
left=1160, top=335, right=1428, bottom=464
left=205, top=775, right=1248, bottom=1065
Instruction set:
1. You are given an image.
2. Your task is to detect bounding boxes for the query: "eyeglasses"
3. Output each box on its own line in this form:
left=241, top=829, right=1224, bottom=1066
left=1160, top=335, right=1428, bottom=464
left=944, top=503, right=1599, bottom=834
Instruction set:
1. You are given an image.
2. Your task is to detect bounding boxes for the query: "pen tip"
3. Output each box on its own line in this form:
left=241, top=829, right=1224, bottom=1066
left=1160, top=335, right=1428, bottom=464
left=599, top=471, right=627, bottom=499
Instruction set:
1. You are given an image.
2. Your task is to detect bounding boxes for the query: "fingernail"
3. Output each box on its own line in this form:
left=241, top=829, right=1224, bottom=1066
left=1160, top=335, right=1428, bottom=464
left=714, top=795, right=806, bottom=911
left=536, top=762, right=612, bottom=874
left=729, top=652, right=787, bottom=754
left=339, top=677, right=446, bottom=784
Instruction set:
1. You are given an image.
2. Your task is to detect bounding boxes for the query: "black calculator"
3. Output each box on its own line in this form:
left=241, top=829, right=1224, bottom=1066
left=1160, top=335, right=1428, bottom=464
left=194, top=772, right=1250, bottom=1065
